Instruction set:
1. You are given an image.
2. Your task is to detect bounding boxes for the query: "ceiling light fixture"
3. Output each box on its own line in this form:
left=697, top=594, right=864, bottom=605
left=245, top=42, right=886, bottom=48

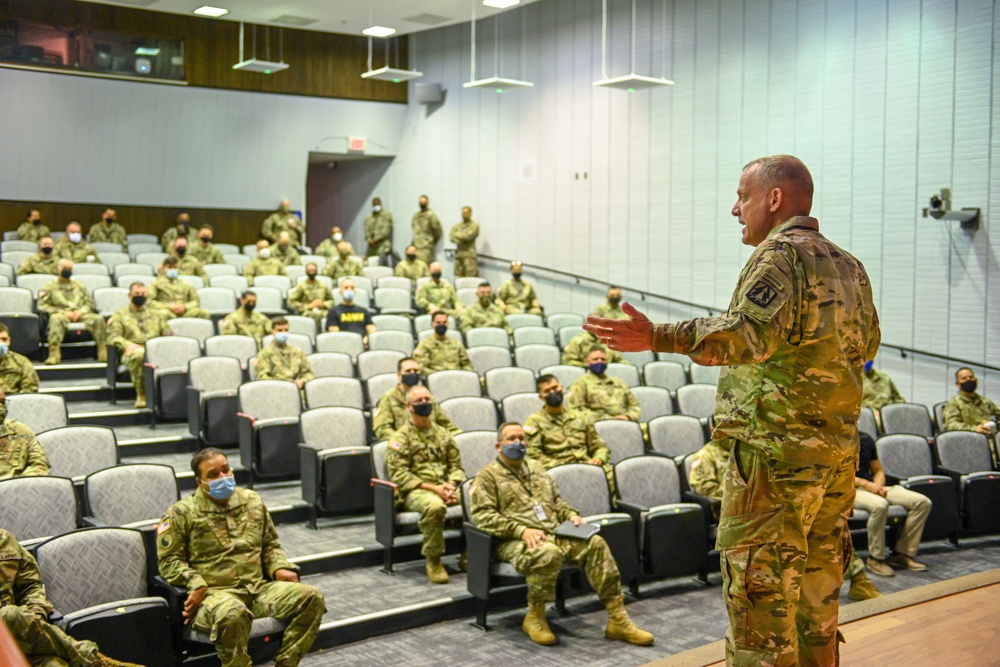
left=464, top=0, right=533, bottom=90
left=360, top=1, right=422, bottom=83
left=134, top=46, right=160, bottom=56
left=483, top=0, right=520, bottom=8
left=232, top=22, right=289, bottom=74
left=362, top=26, right=396, bottom=38
left=193, top=6, right=228, bottom=17
left=592, top=0, right=674, bottom=91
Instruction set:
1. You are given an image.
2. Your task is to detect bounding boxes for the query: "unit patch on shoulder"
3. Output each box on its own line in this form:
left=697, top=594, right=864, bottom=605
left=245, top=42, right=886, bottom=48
left=746, top=280, right=777, bottom=308
left=388, top=441, right=401, bottom=451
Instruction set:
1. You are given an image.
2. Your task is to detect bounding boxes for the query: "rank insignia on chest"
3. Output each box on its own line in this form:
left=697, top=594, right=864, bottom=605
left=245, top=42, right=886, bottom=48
left=746, top=280, right=777, bottom=308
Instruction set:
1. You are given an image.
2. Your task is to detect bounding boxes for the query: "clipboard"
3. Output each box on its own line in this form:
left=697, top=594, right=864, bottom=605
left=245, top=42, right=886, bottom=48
left=554, top=520, right=600, bottom=540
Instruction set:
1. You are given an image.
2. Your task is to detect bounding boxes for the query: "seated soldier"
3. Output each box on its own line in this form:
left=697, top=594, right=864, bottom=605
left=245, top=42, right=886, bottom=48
left=0, top=387, right=49, bottom=479
left=37, top=258, right=108, bottom=365
left=108, top=281, right=170, bottom=408
left=148, top=256, right=211, bottom=320
left=172, top=237, right=208, bottom=281
left=322, top=241, right=364, bottom=281
left=222, top=290, right=273, bottom=347
left=497, top=261, right=543, bottom=315
left=591, top=286, right=628, bottom=320
left=326, top=279, right=375, bottom=345
left=861, top=360, right=905, bottom=414
left=54, top=221, right=100, bottom=264
left=190, top=224, right=225, bottom=265
left=272, top=231, right=302, bottom=266
left=942, top=367, right=1000, bottom=435
left=0, top=323, right=39, bottom=394
left=88, top=208, right=128, bottom=249
left=1, top=527, right=139, bottom=667
left=254, top=317, right=314, bottom=391
left=565, top=347, right=640, bottom=423
left=394, top=245, right=429, bottom=283
left=525, top=374, right=614, bottom=492
left=459, top=282, right=511, bottom=335
left=244, top=239, right=287, bottom=286
left=562, top=330, right=626, bottom=367
left=161, top=213, right=194, bottom=253
left=415, top=262, right=463, bottom=316
left=385, top=385, right=466, bottom=584
left=315, top=226, right=355, bottom=259
left=470, top=422, right=653, bottom=646
left=158, top=448, right=325, bottom=667
left=413, top=311, right=473, bottom=376
left=17, top=235, right=58, bottom=276
left=288, top=262, right=333, bottom=331
left=16, top=208, right=49, bottom=242
left=372, top=357, right=461, bottom=441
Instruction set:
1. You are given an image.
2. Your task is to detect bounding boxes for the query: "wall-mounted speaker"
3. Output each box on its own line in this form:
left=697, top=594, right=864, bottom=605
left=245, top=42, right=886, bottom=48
left=415, top=83, right=443, bottom=105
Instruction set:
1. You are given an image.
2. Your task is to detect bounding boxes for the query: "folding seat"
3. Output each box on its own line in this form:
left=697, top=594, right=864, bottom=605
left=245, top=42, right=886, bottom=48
left=204, top=334, right=257, bottom=372
left=280, top=315, right=317, bottom=342
left=933, top=401, right=947, bottom=432
left=307, top=351, right=354, bottom=378
left=365, top=372, right=398, bottom=409
left=415, top=313, right=455, bottom=333
left=859, top=406, right=880, bottom=440
left=36, top=527, right=174, bottom=667
left=372, top=314, right=414, bottom=334
left=469, top=346, right=512, bottom=377
left=98, top=251, right=130, bottom=271
left=620, top=351, right=655, bottom=368
left=605, top=362, right=640, bottom=387
left=512, top=326, right=555, bottom=347
left=368, top=330, right=415, bottom=356
left=371, top=441, right=463, bottom=573
left=316, top=331, right=365, bottom=359
left=253, top=274, right=293, bottom=297
left=656, top=351, right=692, bottom=368
left=213, top=243, right=241, bottom=256
left=456, top=431, right=498, bottom=478
left=1, top=240, right=38, bottom=253
left=615, top=455, right=708, bottom=590
left=484, top=366, right=534, bottom=402
left=341, top=274, right=373, bottom=296
left=514, top=344, right=560, bottom=374
left=178, top=274, right=205, bottom=290
left=241, top=244, right=258, bottom=256
left=357, top=349, right=404, bottom=381
left=507, top=313, right=544, bottom=330
left=262, top=332, right=314, bottom=355
left=0, top=263, right=13, bottom=282
left=143, top=336, right=201, bottom=424
left=881, top=403, right=934, bottom=438
left=501, top=392, right=544, bottom=425
left=252, top=286, right=287, bottom=316
left=6, top=393, right=68, bottom=434
left=455, top=277, right=482, bottom=290
left=632, top=386, right=674, bottom=422
left=187, top=356, right=243, bottom=446
left=335, top=288, right=371, bottom=308
left=374, top=287, right=415, bottom=315
left=546, top=312, right=584, bottom=333
left=1, top=250, right=35, bottom=269
left=197, top=286, right=238, bottom=319
left=210, top=274, right=250, bottom=293
left=456, top=288, right=478, bottom=307
left=676, top=384, right=718, bottom=426
left=114, top=262, right=155, bottom=277
left=876, top=434, right=960, bottom=544
left=363, top=266, right=393, bottom=282
left=225, top=253, right=251, bottom=273
left=557, top=325, right=584, bottom=348
left=304, top=376, right=364, bottom=410
left=292, top=271, right=329, bottom=289
left=538, top=364, right=585, bottom=389
left=72, top=263, right=110, bottom=276
left=465, top=327, right=510, bottom=349
left=440, top=396, right=498, bottom=432
left=89, top=241, right=122, bottom=254
left=238, top=379, right=303, bottom=484
left=647, top=415, right=706, bottom=462
left=427, top=369, right=481, bottom=402
left=299, top=407, right=373, bottom=527
left=0, top=476, right=77, bottom=548
left=116, top=274, right=154, bottom=288
left=594, top=420, right=645, bottom=465
left=167, top=317, right=214, bottom=346
left=37, top=426, right=118, bottom=483
left=14, top=273, right=52, bottom=298
left=376, top=276, right=413, bottom=292
left=134, top=251, right=168, bottom=267
left=83, top=464, right=179, bottom=529
left=126, top=234, right=158, bottom=245
left=935, top=431, right=1000, bottom=535
left=299, top=254, right=327, bottom=272
left=203, top=263, right=238, bottom=279
left=417, top=328, right=465, bottom=345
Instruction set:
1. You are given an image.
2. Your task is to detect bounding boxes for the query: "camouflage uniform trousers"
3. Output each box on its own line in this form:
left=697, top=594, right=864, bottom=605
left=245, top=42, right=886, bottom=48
left=47, top=312, right=106, bottom=347
left=2, top=604, right=101, bottom=666
left=718, top=440, right=854, bottom=667
left=191, top=581, right=326, bottom=667
left=403, top=489, right=459, bottom=558
left=121, top=345, right=147, bottom=395
left=156, top=306, right=211, bottom=320
left=495, top=534, right=621, bottom=605
left=454, top=255, right=478, bottom=278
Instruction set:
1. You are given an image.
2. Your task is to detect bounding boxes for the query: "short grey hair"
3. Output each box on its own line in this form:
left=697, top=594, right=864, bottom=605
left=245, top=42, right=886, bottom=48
left=496, top=421, right=522, bottom=442
left=743, top=154, right=813, bottom=198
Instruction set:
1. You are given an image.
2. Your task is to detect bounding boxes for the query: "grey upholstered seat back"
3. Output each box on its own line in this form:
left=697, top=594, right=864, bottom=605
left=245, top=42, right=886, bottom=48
left=85, top=464, right=179, bottom=526
left=457, top=431, right=498, bottom=478
left=595, top=420, right=645, bottom=464
left=440, top=396, right=498, bottom=433
left=643, top=360, right=688, bottom=392
left=301, top=407, right=367, bottom=449
left=501, top=393, right=543, bottom=426
left=648, top=415, right=706, bottom=458
left=205, top=335, right=258, bottom=364
left=0, top=476, right=77, bottom=542
left=307, top=352, right=354, bottom=378
left=316, top=332, right=365, bottom=359
left=261, top=334, right=314, bottom=355
left=368, top=331, right=415, bottom=356
left=507, top=314, right=544, bottom=329
left=538, top=365, right=585, bottom=389
left=546, top=313, right=584, bottom=332
left=689, top=364, right=722, bottom=385
left=549, top=464, right=611, bottom=518
left=615, top=456, right=682, bottom=507
left=145, top=336, right=201, bottom=371
left=197, top=286, right=238, bottom=313
left=471, top=347, right=515, bottom=378
left=514, top=345, right=560, bottom=374
left=357, top=350, right=405, bottom=380
left=881, top=403, right=934, bottom=438
left=483, top=366, right=533, bottom=401
left=304, top=376, right=364, bottom=410
left=632, top=387, right=674, bottom=421
left=859, top=407, right=879, bottom=440
left=876, top=434, right=933, bottom=479
left=366, top=373, right=398, bottom=406
left=189, top=356, right=243, bottom=393
left=168, top=318, right=215, bottom=345
left=373, top=287, right=411, bottom=311
left=239, top=380, right=301, bottom=420
left=427, top=370, right=481, bottom=402
left=605, top=363, right=640, bottom=388
left=37, top=426, right=117, bottom=480
left=937, top=431, right=993, bottom=474
left=513, top=326, right=555, bottom=347
left=371, top=441, right=389, bottom=481
left=676, top=384, right=718, bottom=419
left=465, top=327, right=510, bottom=349
left=7, top=393, right=68, bottom=434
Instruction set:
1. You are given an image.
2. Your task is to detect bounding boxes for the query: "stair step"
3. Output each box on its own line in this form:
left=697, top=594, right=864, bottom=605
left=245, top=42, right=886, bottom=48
left=35, top=360, right=108, bottom=382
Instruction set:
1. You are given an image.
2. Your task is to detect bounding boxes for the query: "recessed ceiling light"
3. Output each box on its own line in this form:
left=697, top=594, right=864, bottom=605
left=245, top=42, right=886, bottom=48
left=134, top=47, right=160, bottom=56
left=362, top=26, right=396, bottom=38
left=483, top=0, right=520, bottom=7
left=193, top=6, right=229, bottom=17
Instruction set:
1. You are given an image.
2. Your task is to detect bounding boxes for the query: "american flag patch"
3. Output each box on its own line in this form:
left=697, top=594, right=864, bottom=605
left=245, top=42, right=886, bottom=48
left=157, top=520, right=170, bottom=534
left=388, top=441, right=401, bottom=451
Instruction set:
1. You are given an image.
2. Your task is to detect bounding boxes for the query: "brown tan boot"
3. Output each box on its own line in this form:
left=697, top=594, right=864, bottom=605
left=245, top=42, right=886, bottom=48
left=426, top=556, right=449, bottom=584
left=604, top=595, right=654, bottom=645
left=44, top=347, right=61, bottom=365
left=847, top=572, right=882, bottom=601
left=96, top=344, right=108, bottom=363
left=457, top=550, right=467, bottom=572
left=522, top=601, right=556, bottom=645
left=94, top=653, right=143, bottom=667
left=134, top=388, right=147, bottom=409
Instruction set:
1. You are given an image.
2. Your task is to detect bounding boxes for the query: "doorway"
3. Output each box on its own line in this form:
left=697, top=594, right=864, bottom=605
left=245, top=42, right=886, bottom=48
left=305, top=153, right=393, bottom=253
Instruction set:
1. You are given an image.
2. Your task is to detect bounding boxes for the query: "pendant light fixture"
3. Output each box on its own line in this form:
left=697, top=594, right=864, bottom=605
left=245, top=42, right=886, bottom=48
left=593, top=0, right=674, bottom=91
left=463, top=0, right=533, bottom=92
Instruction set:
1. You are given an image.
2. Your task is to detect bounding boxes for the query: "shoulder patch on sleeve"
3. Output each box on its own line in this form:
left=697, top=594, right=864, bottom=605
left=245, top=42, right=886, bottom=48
left=372, top=407, right=380, bottom=418
left=388, top=441, right=401, bottom=451
left=690, top=457, right=702, bottom=470
left=157, top=519, right=170, bottom=534
left=746, top=280, right=777, bottom=308
left=37, top=290, right=45, bottom=298
left=413, top=348, right=422, bottom=356
left=523, top=425, right=535, bottom=434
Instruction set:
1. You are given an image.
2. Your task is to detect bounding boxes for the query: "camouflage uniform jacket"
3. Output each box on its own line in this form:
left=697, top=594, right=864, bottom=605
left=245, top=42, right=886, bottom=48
left=17, top=252, right=58, bottom=276
left=523, top=408, right=610, bottom=468
left=221, top=309, right=272, bottom=346
left=0, top=350, right=39, bottom=394
left=314, top=239, right=356, bottom=259
left=470, top=458, right=577, bottom=538
left=37, top=279, right=96, bottom=315
left=687, top=440, right=730, bottom=501
left=650, top=216, right=881, bottom=467
left=561, top=331, right=626, bottom=367
left=942, top=393, right=1000, bottom=431
left=108, top=305, right=170, bottom=349
left=861, top=369, right=904, bottom=411
left=160, top=228, right=195, bottom=253
left=0, top=528, right=52, bottom=617
left=157, top=487, right=297, bottom=594
left=255, top=343, right=314, bottom=383
left=449, top=221, right=479, bottom=258
left=16, top=222, right=49, bottom=242
left=176, top=255, right=208, bottom=280
left=244, top=257, right=287, bottom=285
left=364, top=211, right=393, bottom=255
left=459, top=303, right=511, bottom=335
left=53, top=238, right=100, bottom=264
left=148, top=276, right=200, bottom=312
left=591, top=302, right=629, bottom=320
left=323, top=257, right=364, bottom=281
left=385, top=421, right=466, bottom=496
left=394, top=258, right=429, bottom=282
left=415, top=280, right=460, bottom=312
left=288, top=280, right=334, bottom=315
left=373, top=384, right=460, bottom=441
left=565, top=372, right=641, bottom=422
left=271, top=245, right=302, bottom=266
left=0, top=419, right=49, bottom=479
left=413, top=336, right=473, bottom=375
left=497, top=279, right=540, bottom=314
left=88, top=221, right=128, bottom=248
left=411, top=210, right=442, bottom=249
left=261, top=212, right=304, bottom=246
left=189, top=242, right=225, bottom=265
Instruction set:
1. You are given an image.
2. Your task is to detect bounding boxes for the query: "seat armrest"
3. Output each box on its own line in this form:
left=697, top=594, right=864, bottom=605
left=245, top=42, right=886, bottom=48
left=936, top=466, right=965, bottom=486
left=372, top=478, right=398, bottom=547
left=152, top=575, right=189, bottom=621
left=683, top=490, right=721, bottom=516
left=465, top=524, right=498, bottom=599
left=614, top=499, right=649, bottom=523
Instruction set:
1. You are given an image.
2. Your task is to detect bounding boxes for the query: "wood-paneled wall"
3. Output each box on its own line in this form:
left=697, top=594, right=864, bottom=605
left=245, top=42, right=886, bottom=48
left=0, top=0, right=408, bottom=103
left=1, top=199, right=270, bottom=247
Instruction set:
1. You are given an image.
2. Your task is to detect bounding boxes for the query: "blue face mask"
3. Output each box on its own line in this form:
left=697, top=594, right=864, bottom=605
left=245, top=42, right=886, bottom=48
left=205, top=474, right=236, bottom=500
left=864, top=361, right=874, bottom=373
left=342, top=289, right=355, bottom=302
left=274, top=332, right=290, bottom=344
left=165, top=269, right=179, bottom=280
left=588, top=362, right=607, bottom=376
left=0, top=343, right=8, bottom=357
left=502, top=441, right=528, bottom=460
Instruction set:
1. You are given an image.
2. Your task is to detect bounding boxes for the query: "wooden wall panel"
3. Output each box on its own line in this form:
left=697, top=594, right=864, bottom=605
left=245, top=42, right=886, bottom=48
left=0, top=0, right=408, bottom=103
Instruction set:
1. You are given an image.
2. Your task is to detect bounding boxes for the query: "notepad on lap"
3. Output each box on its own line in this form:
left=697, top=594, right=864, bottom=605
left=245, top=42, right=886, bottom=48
left=554, top=520, right=600, bottom=540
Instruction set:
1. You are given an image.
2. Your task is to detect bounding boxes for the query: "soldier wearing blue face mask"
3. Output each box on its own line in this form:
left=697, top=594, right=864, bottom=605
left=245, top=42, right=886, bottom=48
left=254, top=317, right=314, bottom=392
left=564, top=346, right=641, bottom=423
left=325, top=278, right=375, bottom=345
left=861, top=359, right=905, bottom=415
left=148, top=256, right=210, bottom=320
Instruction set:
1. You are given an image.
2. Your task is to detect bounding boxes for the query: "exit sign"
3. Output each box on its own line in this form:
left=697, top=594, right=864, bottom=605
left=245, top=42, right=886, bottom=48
left=348, top=137, right=366, bottom=152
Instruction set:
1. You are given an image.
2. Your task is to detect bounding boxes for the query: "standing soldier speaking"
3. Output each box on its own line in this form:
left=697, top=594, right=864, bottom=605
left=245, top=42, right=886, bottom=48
left=586, top=155, right=880, bottom=667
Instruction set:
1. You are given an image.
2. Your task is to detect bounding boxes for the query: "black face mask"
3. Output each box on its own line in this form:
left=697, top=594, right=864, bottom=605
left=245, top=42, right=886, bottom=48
left=401, top=372, right=420, bottom=387
left=512, top=273, right=522, bottom=280
left=200, top=236, right=211, bottom=243
left=960, top=379, right=978, bottom=393
left=419, top=204, right=428, bottom=211
left=179, top=224, right=190, bottom=232
left=60, top=269, right=72, bottom=279
left=608, top=296, right=621, bottom=305
left=412, top=402, right=433, bottom=417
left=406, top=253, right=417, bottom=261
left=105, top=217, right=115, bottom=224
left=131, top=295, right=146, bottom=307
left=41, top=246, right=53, bottom=255
left=431, top=272, right=442, bottom=280
left=244, top=302, right=255, bottom=312
left=306, top=272, right=317, bottom=280
left=434, top=324, right=448, bottom=336
left=33, top=219, right=41, bottom=225
left=176, top=246, right=186, bottom=256
left=545, top=391, right=564, bottom=408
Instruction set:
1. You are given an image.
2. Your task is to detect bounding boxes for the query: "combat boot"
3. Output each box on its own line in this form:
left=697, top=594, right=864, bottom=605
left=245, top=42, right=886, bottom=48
left=44, top=347, right=61, bottom=365
left=96, top=344, right=107, bottom=363
left=426, top=556, right=449, bottom=584
left=847, top=572, right=882, bottom=601
left=457, top=550, right=467, bottom=572
left=134, top=388, right=147, bottom=409
left=522, top=602, right=556, bottom=645
left=604, top=595, right=654, bottom=646
left=95, top=653, right=143, bottom=667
